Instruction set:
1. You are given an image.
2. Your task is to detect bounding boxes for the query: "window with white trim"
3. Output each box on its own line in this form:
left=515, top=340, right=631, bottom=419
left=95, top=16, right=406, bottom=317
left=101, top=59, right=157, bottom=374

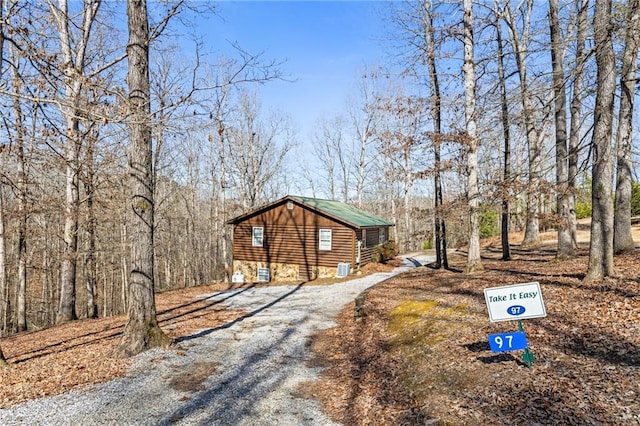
left=319, top=228, right=332, bottom=251
left=379, top=227, right=387, bottom=244
left=252, top=226, right=264, bottom=247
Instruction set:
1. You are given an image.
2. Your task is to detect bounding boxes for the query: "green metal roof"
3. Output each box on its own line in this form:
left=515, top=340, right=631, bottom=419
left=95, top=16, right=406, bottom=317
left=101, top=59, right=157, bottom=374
left=291, top=196, right=394, bottom=228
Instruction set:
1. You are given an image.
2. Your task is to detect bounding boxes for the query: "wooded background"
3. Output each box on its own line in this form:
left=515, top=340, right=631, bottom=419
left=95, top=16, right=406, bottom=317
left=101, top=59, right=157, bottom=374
left=0, top=0, right=638, bottom=337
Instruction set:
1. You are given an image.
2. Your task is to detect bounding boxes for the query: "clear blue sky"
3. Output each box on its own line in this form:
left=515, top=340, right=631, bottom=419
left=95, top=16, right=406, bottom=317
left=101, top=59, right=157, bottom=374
left=204, top=1, right=391, bottom=138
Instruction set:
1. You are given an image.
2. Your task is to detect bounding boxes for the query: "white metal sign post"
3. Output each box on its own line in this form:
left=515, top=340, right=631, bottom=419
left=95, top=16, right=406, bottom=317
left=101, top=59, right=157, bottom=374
left=484, top=282, right=546, bottom=367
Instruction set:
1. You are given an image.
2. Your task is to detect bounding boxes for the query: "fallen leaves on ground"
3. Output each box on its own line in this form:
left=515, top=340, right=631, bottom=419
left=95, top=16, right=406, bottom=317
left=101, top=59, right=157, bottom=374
left=1, top=240, right=639, bottom=425
left=307, top=246, right=640, bottom=425
left=0, top=282, right=244, bottom=408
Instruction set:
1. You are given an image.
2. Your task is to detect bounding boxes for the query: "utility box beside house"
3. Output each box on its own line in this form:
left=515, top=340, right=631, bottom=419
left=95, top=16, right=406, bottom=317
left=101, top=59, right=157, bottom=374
left=227, top=195, right=395, bottom=283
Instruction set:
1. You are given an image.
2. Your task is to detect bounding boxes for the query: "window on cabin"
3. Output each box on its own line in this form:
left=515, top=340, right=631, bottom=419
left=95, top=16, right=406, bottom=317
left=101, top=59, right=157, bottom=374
left=252, top=226, right=264, bottom=247
left=379, top=227, right=387, bottom=244
left=319, top=229, right=332, bottom=251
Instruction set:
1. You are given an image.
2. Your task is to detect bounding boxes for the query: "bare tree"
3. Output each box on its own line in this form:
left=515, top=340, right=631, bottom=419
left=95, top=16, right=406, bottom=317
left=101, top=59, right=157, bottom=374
left=549, top=0, right=574, bottom=258
left=82, top=126, right=99, bottom=318
left=46, top=0, right=103, bottom=324
left=585, top=0, right=616, bottom=282
left=208, top=84, right=233, bottom=282
left=311, top=117, right=340, bottom=200
left=422, top=0, right=448, bottom=268
left=613, top=0, right=640, bottom=254
left=114, top=0, right=171, bottom=357
left=8, top=43, right=29, bottom=332
left=568, top=0, right=588, bottom=249
left=0, top=0, right=5, bottom=338
left=494, top=6, right=511, bottom=261
left=502, top=0, right=542, bottom=247
left=310, top=115, right=352, bottom=201
left=376, top=90, right=427, bottom=253
left=228, top=90, right=293, bottom=209
left=0, top=183, right=7, bottom=335
left=463, top=0, right=482, bottom=273
left=347, top=71, right=380, bottom=208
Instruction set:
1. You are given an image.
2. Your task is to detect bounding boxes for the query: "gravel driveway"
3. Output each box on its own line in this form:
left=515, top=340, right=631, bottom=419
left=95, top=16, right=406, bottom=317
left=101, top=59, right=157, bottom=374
left=0, top=256, right=431, bottom=426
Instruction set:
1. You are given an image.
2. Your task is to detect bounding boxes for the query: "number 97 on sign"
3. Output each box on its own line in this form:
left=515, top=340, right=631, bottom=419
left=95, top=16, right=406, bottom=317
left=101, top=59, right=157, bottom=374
left=488, top=331, right=528, bottom=352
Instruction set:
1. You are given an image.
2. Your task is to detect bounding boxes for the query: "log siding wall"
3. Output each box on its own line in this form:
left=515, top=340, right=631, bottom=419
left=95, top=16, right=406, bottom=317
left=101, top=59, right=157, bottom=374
left=231, top=202, right=356, bottom=269
left=230, top=200, right=392, bottom=281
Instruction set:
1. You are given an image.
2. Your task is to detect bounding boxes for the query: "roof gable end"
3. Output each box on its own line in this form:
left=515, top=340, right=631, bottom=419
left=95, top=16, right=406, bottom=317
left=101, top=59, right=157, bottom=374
left=227, top=195, right=394, bottom=229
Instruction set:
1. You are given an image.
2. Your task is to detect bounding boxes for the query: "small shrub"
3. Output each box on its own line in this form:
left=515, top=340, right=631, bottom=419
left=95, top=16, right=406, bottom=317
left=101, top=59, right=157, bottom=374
left=422, top=240, right=433, bottom=250
left=373, top=240, right=399, bottom=264
left=479, top=205, right=500, bottom=239
left=575, top=199, right=592, bottom=220
left=631, top=182, right=640, bottom=216
left=575, top=175, right=592, bottom=219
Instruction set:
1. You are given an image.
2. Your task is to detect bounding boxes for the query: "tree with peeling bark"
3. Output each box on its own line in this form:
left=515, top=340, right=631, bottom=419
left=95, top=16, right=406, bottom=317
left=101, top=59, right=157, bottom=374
left=585, top=0, right=616, bottom=282
left=114, top=0, right=171, bottom=357
left=463, top=0, right=482, bottom=273
left=613, top=0, right=640, bottom=255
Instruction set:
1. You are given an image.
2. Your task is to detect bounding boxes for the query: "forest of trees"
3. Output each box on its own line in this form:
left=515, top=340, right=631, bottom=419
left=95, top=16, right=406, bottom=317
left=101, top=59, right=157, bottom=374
left=0, top=0, right=638, bottom=357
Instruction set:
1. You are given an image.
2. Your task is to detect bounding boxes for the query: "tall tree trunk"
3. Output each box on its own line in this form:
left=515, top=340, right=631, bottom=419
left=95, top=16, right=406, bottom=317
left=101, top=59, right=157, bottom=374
left=613, top=0, right=640, bottom=254
left=0, top=185, right=7, bottom=334
left=569, top=0, right=588, bottom=249
left=585, top=0, right=616, bottom=282
left=0, top=0, right=6, bottom=335
left=495, top=10, right=511, bottom=261
left=114, top=0, right=171, bottom=357
left=84, top=132, right=98, bottom=318
left=351, top=74, right=377, bottom=209
left=11, top=53, right=28, bottom=332
left=504, top=0, right=541, bottom=247
left=463, top=0, right=482, bottom=273
left=423, top=0, right=447, bottom=268
left=549, top=0, right=574, bottom=258
left=52, top=0, right=102, bottom=323
left=120, top=222, right=128, bottom=313
left=211, top=88, right=231, bottom=283
left=403, top=161, right=412, bottom=253
left=218, top=130, right=231, bottom=282
left=40, top=250, right=50, bottom=326
left=58, top=139, right=80, bottom=323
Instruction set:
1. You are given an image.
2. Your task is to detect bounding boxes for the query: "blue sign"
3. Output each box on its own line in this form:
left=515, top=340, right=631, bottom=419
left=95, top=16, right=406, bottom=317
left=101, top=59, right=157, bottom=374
left=488, top=331, right=528, bottom=352
left=507, top=305, right=526, bottom=316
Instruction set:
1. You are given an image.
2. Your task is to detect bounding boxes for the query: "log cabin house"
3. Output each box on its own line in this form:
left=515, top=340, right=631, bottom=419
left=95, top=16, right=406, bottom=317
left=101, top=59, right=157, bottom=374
left=227, top=195, right=395, bottom=282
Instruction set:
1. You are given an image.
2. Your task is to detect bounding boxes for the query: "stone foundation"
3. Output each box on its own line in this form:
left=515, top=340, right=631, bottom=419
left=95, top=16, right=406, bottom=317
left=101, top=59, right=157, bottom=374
left=232, top=260, right=345, bottom=283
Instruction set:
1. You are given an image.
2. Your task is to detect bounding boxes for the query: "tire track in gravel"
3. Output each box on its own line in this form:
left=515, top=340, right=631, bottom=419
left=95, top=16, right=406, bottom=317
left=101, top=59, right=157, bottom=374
left=0, top=256, right=431, bottom=426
